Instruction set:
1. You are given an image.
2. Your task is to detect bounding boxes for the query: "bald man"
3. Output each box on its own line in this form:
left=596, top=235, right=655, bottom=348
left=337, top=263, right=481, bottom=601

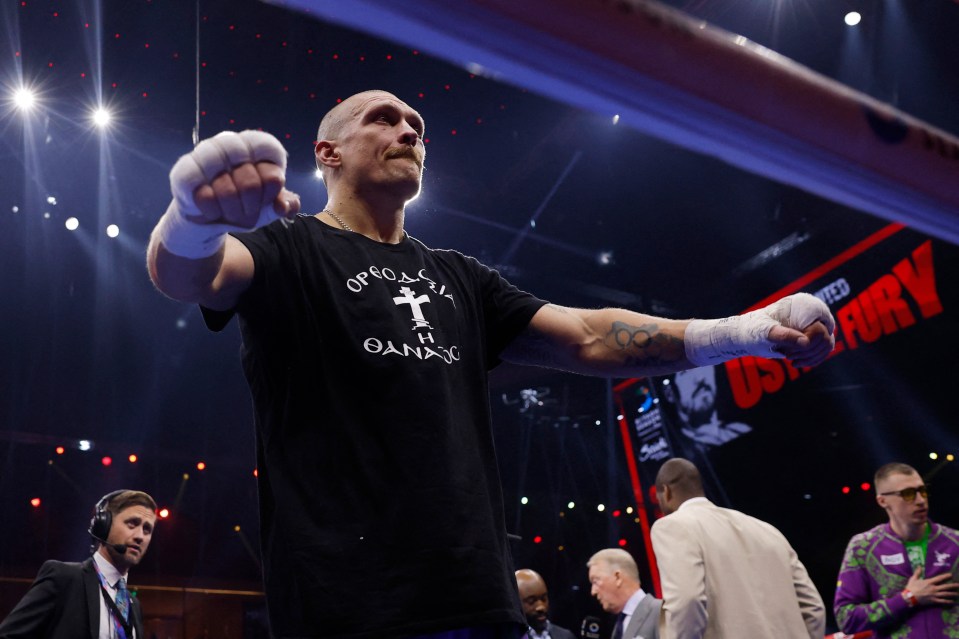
left=651, top=458, right=825, bottom=639
left=587, top=549, right=661, bottom=639
left=147, top=90, right=835, bottom=638
left=515, top=570, right=575, bottom=639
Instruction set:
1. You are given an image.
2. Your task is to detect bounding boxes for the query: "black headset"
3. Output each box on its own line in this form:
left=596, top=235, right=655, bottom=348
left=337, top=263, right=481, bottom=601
left=88, top=489, right=127, bottom=544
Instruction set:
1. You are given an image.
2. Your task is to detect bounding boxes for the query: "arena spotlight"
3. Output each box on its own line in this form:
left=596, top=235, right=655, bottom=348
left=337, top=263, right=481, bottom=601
left=92, top=107, right=112, bottom=128
left=314, top=168, right=324, bottom=180
left=65, top=217, right=79, bottom=231
left=844, top=12, right=862, bottom=26
left=106, top=224, right=120, bottom=238
left=13, top=87, right=36, bottom=111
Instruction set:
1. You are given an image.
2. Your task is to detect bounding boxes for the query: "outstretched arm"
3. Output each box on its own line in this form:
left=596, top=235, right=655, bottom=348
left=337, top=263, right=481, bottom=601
left=501, top=293, right=835, bottom=377
left=146, top=130, right=300, bottom=310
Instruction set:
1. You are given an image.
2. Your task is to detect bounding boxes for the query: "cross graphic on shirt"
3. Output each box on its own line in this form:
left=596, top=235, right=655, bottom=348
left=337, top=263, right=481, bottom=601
left=393, top=286, right=433, bottom=330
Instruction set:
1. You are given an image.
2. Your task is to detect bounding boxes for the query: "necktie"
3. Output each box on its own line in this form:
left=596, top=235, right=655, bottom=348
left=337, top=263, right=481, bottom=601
left=611, top=612, right=626, bottom=639
left=115, top=577, right=131, bottom=622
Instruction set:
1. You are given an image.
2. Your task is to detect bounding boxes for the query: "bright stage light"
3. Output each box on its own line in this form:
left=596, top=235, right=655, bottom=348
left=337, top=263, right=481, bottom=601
left=612, top=114, right=620, bottom=125
left=30, top=498, right=41, bottom=508
left=844, top=12, right=861, bottom=26
left=314, top=168, right=324, bottom=180
left=521, top=496, right=528, bottom=505
left=78, top=439, right=92, bottom=451
left=65, top=217, right=79, bottom=231
left=13, top=87, right=36, bottom=111
left=106, top=224, right=119, bottom=238
left=567, top=501, right=575, bottom=509
left=597, top=504, right=605, bottom=512
left=46, top=196, right=57, bottom=205
left=92, top=107, right=112, bottom=128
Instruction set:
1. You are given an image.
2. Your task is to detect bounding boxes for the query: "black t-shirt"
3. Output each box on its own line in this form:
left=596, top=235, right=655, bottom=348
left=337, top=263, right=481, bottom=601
left=203, top=216, right=547, bottom=638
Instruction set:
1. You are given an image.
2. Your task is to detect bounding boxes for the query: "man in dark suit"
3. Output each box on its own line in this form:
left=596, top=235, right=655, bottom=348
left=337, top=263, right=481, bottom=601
left=0, top=489, right=157, bottom=639
left=587, top=549, right=661, bottom=639
left=515, top=569, right=576, bottom=639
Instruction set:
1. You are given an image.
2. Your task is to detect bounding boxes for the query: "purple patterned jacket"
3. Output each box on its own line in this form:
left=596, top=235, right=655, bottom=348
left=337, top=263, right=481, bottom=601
left=834, top=521, right=959, bottom=638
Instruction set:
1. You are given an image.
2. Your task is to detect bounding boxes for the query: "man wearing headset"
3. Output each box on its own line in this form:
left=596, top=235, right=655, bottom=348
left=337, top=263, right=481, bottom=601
left=0, top=490, right=157, bottom=639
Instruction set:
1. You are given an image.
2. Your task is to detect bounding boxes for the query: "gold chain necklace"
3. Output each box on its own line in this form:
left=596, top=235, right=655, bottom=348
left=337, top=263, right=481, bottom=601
left=321, top=208, right=353, bottom=233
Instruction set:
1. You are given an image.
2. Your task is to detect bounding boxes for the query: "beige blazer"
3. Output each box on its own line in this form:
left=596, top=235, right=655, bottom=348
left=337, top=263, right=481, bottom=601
left=650, top=499, right=825, bottom=639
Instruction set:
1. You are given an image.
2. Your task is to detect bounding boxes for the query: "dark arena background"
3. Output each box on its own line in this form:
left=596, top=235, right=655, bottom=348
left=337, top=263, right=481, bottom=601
left=2, top=0, right=958, bottom=637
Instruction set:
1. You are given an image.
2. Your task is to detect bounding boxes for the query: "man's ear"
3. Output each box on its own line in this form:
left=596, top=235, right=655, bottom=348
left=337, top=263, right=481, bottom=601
left=315, top=140, right=340, bottom=169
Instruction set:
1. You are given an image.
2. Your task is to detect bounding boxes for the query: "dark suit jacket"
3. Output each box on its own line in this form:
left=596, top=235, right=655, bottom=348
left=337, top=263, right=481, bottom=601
left=547, top=622, right=576, bottom=639
left=0, top=557, right=143, bottom=639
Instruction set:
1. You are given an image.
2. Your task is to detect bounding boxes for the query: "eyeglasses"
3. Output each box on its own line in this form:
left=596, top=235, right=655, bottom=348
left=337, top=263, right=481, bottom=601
left=878, top=485, right=929, bottom=502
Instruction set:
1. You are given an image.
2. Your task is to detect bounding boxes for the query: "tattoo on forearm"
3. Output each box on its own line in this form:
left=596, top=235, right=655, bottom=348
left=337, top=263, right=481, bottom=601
left=603, top=320, right=684, bottom=367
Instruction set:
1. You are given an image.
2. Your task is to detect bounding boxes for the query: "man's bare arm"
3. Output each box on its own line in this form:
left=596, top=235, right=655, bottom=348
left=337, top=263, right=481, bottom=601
left=502, top=294, right=836, bottom=376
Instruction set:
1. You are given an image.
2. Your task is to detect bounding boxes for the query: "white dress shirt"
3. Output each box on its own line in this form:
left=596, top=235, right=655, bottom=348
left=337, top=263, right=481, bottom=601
left=619, top=586, right=649, bottom=634
left=93, top=552, right=135, bottom=639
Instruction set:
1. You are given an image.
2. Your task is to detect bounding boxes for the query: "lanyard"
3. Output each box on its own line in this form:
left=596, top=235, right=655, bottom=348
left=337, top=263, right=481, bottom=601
left=93, top=562, right=134, bottom=639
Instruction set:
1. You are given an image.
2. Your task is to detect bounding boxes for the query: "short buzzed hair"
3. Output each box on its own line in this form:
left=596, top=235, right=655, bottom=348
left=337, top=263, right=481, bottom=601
left=655, top=457, right=704, bottom=497
left=316, top=89, right=391, bottom=143
left=587, top=548, right=640, bottom=583
left=875, top=462, right=919, bottom=487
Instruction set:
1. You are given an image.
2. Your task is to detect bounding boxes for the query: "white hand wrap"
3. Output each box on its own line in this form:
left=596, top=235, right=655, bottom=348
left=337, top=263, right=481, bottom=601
left=154, top=130, right=288, bottom=259
left=684, top=292, right=835, bottom=366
